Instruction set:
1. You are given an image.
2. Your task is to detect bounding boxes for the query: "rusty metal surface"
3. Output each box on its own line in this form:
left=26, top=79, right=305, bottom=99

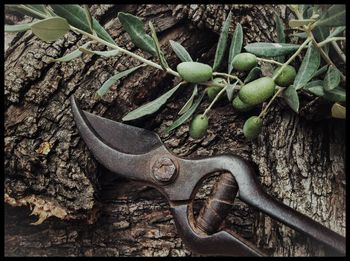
left=70, top=95, right=345, bottom=256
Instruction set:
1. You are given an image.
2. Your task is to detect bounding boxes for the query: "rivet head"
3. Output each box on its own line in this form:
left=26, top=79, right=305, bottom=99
left=151, top=157, right=177, bottom=183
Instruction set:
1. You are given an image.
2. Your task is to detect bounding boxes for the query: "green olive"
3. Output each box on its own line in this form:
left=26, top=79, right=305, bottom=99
left=243, top=116, right=262, bottom=140
left=177, top=62, right=213, bottom=83
left=232, top=96, right=255, bottom=112
left=207, top=77, right=226, bottom=100
left=232, top=53, right=258, bottom=71
left=189, top=114, right=208, bottom=139
left=272, top=65, right=296, bottom=87
left=239, top=77, right=275, bottom=105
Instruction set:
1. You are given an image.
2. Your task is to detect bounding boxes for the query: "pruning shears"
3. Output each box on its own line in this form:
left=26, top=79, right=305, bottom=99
left=70, top=96, right=345, bottom=256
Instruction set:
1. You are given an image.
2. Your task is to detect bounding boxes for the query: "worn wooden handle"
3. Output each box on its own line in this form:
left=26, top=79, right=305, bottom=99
left=196, top=172, right=238, bottom=234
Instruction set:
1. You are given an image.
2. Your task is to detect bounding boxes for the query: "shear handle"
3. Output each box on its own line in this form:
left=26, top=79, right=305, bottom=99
left=171, top=204, right=265, bottom=256
left=183, top=155, right=345, bottom=255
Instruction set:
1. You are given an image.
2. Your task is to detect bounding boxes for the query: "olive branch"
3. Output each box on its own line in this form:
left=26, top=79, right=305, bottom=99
left=5, top=4, right=346, bottom=140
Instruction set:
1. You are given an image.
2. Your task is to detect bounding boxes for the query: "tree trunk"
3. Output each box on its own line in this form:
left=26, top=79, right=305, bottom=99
left=4, top=4, right=345, bottom=257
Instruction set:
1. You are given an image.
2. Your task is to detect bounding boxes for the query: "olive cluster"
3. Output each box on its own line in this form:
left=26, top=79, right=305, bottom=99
left=176, top=53, right=296, bottom=140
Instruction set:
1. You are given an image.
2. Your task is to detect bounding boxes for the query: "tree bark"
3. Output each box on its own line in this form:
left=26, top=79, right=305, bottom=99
left=4, top=4, right=345, bottom=257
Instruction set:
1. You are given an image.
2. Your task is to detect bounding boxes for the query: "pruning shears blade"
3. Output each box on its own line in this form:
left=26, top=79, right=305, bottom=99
left=71, top=96, right=163, bottom=155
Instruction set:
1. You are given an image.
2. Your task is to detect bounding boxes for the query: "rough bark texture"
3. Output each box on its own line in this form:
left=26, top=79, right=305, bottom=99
left=4, top=4, right=345, bottom=257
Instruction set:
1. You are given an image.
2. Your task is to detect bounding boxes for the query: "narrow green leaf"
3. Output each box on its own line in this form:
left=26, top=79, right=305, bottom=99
left=122, top=82, right=184, bottom=121
left=323, top=65, right=341, bottom=91
left=331, top=103, right=346, bottom=119
left=244, top=67, right=261, bottom=83
left=96, top=64, right=145, bottom=98
left=178, top=85, right=198, bottom=115
left=213, top=11, right=232, bottom=71
left=228, top=23, right=243, bottom=73
left=304, top=80, right=325, bottom=97
left=312, top=65, right=328, bottom=79
left=289, top=19, right=315, bottom=28
left=244, top=42, right=300, bottom=57
left=324, top=87, right=345, bottom=102
left=118, top=12, right=156, bottom=56
left=274, top=13, right=285, bottom=63
left=283, top=85, right=299, bottom=113
left=5, top=23, right=32, bottom=32
left=83, top=5, right=94, bottom=34
left=79, top=47, right=120, bottom=57
left=149, top=21, right=168, bottom=70
left=226, top=81, right=238, bottom=101
left=27, top=5, right=50, bottom=16
left=50, top=5, right=91, bottom=32
left=50, top=5, right=115, bottom=44
left=316, top=5, right=346, bottom=27
left=6, top=4, right=47, bottom=19
left=300, top=5, right=312, bottom=18
left=49, top=41, right=91, bottom=62
left=169, top=40, right=193, bottom=62
left=165, top=90, right=206, bottom=133
left=313, top=25, right=330, bottom=54
left=306, top=85, right=325, bottom=97
left=293, top=44, right=320, bottom=90
left=31, top=17, right=70, bottom=42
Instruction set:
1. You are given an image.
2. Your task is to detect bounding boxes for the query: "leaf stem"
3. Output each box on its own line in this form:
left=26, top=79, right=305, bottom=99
left=256, top=57, right=284, bottom=66
left=202, top=84, right=229, bottom=117
left=69, top=26, right=180, bottom=78
left=258, top=87, right=284, bottom=118
left=272, top=37, right=312, bottom=81
left=318, top=37, right=346, bottom=47
left=212, top=72, right=244, bottom=85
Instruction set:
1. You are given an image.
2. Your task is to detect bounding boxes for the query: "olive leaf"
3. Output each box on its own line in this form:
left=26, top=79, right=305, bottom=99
left=324, top=87, right=345, bottom=102
left=6, top=4, right=47, bottom=19
left=312, top=65, right=328, bottom=79
left=50, top=5, right=115, bottom=44
left=213, top=11, right=232, bottom=71
left=149, top=21, right=168, bottom=70
left=304, top=80, right=324, bottom=96
left=323, top=65, right=341, bottom=92
left=244, top=67, right=261, bottom=83
left=178, top=85, right=198, bottom=115
left=31, top=17, right=70, bottom=42
left=118, top=12, right=156, bottom=56
left=293, top=44, right=320, bottom=90
left=48, top=41, right=92, bottom=62
left=83, top=5, right=94, bottom=34
left=282, top=85, right=299, bottom=113
left=5, top=23, right=32, bottom=32
left=165, top=90, right=206, bottom=133
left=274, top=12, right=285, bottom=63
left=169, top=40, right=193, bottom=62
left=226, top=81, right=238, bottom=101
left=96, top=64, right=145, bottom=98
left=289, top=19, right=315, bottom=28
left=122, top=82, right=185, bottom=121
left=316, top=5, right=346, bottom=27
left=79, top=47, right=120, bottom=58
left=331, top=103, right=346, bottom=119
left=228, top=23, right=243, bottom=74
left=244, top=42, right=300, bottom=57
left=300, top=4, right=313, bottom=18
left=313, top=25, right=330, bottom=54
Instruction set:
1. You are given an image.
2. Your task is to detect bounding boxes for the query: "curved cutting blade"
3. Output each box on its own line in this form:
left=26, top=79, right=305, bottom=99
left=70, top=96, right=163, bottom=155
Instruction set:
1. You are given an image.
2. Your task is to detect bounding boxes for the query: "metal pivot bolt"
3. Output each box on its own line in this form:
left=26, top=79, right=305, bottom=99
left=151, top=156, right=177, bottom=183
